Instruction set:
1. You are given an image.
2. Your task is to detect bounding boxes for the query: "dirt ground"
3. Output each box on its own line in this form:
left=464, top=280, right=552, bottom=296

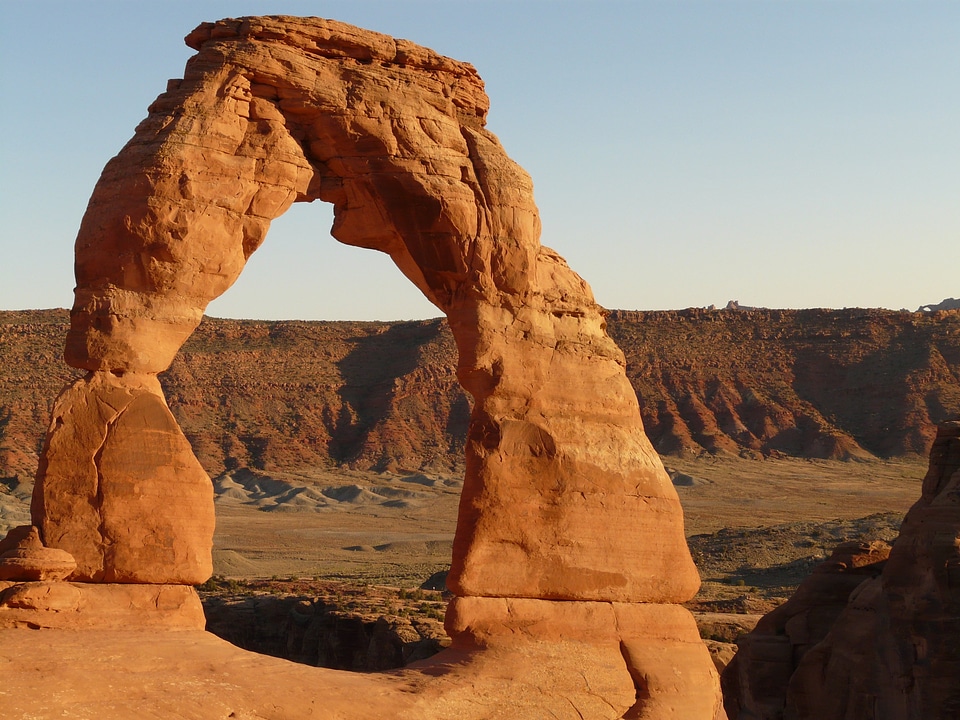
left=205, top=456, right=924, bottom=600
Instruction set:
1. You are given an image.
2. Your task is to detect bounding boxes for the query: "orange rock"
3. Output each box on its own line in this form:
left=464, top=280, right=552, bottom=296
left=32, top=372, right=214, bottom=583
left=36, top=15, right=697, bottom=602
left=0, top=525, right=76, bottom=581
left=440, top=597, right=725, bottom=719
left=0, top=581, right=205, bottom=629
left=20, top=16, right=718, bottom=718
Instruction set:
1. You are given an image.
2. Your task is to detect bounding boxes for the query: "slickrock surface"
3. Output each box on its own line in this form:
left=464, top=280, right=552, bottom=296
left=726, top=420, right=960, bottom=719
left=0, top=620, right=717, bottom=720
left=9, top=15, right=720, bottom=719
left=0, top=595, right=724, bottom=720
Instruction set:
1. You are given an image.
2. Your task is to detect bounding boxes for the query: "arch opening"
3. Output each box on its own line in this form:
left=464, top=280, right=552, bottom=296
left=204, top=200, right=441, bottom=322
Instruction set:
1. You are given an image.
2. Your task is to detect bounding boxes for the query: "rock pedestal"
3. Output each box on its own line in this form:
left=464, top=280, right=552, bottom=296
left=32, top=372, right=214, bottom=583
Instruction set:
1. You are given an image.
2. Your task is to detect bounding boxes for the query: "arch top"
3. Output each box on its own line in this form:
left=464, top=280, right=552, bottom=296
left=184, top=15, right=490, bottom=118
left=67, top=15, right=541, bottom=374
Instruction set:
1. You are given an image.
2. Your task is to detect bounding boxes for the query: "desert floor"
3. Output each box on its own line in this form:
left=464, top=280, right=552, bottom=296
left=205, top=456, right=924, bottom=605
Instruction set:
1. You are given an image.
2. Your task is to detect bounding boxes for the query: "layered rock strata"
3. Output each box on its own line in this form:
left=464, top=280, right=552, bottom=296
left=727, top=420, right=960, bottom=719
left=0, top=581, right=205, bottom=630
left=3, top=308, right=957, bottom=487
left=19, top=15, right=720, bottom=719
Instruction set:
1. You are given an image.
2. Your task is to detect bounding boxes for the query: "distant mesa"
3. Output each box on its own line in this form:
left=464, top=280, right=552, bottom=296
left=917, top=297, right=960, bottom=312
left=702, top=300, right=765, bottom=311
left=1, top=307, right=957, bottom=501
left=723, top=300, right=763, bottom=311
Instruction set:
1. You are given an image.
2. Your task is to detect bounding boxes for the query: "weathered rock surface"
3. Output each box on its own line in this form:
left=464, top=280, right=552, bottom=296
left=438, top=597, right=725, bottom=719
left=12, top=14, right=719, bottom=719
left=0, top=581, right=205, bottom=629
left=1, top=622, right=701, bottom=720
left=726, top=420, right=960, bottom=719
left=35, top=14, right=698, bottom=603
left=0, top=525, right=76, bottom=581
left=722, top=540, right=890, bottom=718
left=32, top=371, right=214, bottom=583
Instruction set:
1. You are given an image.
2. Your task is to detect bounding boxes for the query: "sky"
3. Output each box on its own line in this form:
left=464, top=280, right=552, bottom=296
left=1, top=1, right=957, bottom=321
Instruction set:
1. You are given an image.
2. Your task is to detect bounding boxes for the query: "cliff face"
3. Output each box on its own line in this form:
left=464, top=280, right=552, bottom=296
left=1, top=307, right=958, bottom=482
left=162, top=317, right=470, bottom=477
left=608, top=308, right=960, bottom=460
left=724, top=420, right=960, bottom=720
left=0, top=310, right=78, bottom=480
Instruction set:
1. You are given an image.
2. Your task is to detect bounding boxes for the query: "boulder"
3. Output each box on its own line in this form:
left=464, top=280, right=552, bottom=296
left=725, top=420, right=960, bottom=719
left=0, top=525, right=76, bottom=581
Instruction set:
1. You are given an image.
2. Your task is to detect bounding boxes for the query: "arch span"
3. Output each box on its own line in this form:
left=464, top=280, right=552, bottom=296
left=26, top=17, right=721, bottom=717
left=38, top=16, right=698, bottom=601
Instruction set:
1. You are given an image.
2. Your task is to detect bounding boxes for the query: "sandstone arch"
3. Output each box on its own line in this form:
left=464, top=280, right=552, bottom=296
left=25, top=17, right=722, bottom=717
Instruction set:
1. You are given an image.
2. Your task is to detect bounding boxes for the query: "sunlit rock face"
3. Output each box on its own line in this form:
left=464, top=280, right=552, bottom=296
left=26, top=16, right=721, bottom=718
left=40, top=15, right=699, bottom=602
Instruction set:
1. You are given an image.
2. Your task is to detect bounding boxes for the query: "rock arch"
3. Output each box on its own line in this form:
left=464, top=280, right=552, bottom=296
left=26, top=16, right=722, bottom=717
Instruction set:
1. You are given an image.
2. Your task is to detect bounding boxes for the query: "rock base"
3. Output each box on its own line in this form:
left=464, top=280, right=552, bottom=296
left=0, top=595, right=725, bottom=719
left=0, top=581, right=205, bottom=630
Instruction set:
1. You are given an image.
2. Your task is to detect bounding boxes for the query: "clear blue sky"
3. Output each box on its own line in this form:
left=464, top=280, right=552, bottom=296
left=1, top=1, right=957, bottom=320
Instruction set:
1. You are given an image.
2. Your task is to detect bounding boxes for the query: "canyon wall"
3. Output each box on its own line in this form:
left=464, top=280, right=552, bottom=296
left=2, top=308, right=957, bottom=484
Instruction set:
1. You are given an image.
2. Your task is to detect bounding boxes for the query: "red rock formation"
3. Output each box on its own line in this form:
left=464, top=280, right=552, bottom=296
left=0, top=581, right=205, bottom=630
left=0, top=525, right=76, bottom=581
left=608, top=308, right=960, bottom=460
left=16, top=15, right=719, bottom=718
left=727, top=420, right=960, bottom=719
left=35, top=15, right=699, bottom=602
left=31, top=372, right=213, bottom=583
left=722, top=540, right=890, bottom=718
